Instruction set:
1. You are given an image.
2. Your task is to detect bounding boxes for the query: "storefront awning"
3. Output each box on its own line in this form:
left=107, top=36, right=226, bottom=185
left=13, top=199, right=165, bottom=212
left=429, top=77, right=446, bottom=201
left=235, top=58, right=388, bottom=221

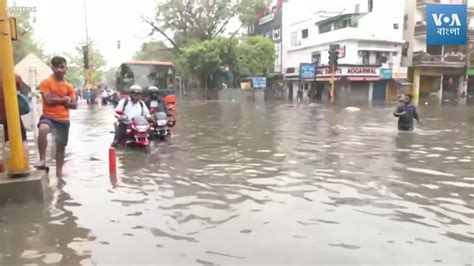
left=394, top=79, right=411, bottom=86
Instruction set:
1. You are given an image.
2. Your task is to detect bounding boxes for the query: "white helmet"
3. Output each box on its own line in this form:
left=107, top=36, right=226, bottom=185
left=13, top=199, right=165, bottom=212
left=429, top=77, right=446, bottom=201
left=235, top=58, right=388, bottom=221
left=148, top=86, right=159, bottom=93
left=129, top=85, right=142, bottom=94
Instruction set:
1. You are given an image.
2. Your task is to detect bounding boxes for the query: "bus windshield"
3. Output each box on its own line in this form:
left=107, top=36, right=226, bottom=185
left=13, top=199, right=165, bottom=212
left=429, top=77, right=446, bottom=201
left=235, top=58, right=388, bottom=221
left=116, top=62, right=175, bottom=93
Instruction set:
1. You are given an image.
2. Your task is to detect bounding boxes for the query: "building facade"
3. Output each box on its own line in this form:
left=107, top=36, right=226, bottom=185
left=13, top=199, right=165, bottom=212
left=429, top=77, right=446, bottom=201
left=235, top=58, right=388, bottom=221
left=402, top=0, right=474, bottom=103
left=281, top=0, right=406, bottom=103
left=249, top=0, right=283, bottom=74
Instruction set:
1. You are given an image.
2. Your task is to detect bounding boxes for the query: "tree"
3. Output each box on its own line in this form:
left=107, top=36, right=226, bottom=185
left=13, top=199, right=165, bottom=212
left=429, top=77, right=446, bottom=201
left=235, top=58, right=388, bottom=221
left=178, top=40, right=221, bottom=90
left=233, top=0, right=271, bottom=37
left=237, top=36, right=275, bottom=77
left=133, top=41, right=175, bottom=62
left=11, top=11, right=45, bottom=64
left=65, top=43, right=107, bottom=87
left=177, top=37, right=239, bottom=89
left=143, top=0, right=270, bottom=50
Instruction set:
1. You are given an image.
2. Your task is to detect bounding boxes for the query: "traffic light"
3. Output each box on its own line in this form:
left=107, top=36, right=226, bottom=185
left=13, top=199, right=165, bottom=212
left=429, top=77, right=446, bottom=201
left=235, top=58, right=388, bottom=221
left=328, top=44, right=340, bottom=71
left=82, top=45, right=89, bottom=69
left=117, top=40, right=121, bottom=49
left=9, top=17, right=18, bottom=41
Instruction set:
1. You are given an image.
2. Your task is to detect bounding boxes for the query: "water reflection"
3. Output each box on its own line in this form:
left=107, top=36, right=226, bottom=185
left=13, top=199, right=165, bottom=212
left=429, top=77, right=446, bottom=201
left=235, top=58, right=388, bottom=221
left=1, top=97, right=473, bottom=265
left=0, top=187, right=94, bottom=265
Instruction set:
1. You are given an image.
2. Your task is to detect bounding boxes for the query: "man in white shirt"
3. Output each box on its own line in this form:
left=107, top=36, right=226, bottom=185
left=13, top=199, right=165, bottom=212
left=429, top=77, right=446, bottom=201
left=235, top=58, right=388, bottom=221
left=111, top=85, right=150, bottom=147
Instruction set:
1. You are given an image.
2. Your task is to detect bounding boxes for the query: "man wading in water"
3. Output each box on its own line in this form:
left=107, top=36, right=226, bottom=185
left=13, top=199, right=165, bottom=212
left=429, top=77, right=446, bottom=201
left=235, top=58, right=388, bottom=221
left=394, top=93, right=420, bottom=131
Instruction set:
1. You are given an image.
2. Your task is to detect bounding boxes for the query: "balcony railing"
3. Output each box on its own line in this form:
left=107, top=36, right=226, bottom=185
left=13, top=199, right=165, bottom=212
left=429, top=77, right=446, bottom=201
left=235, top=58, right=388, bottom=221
left=414, top=23, right=426, bottom=36
left=417, top=0, right=440, bottom=6
left=412, top=51, right=466, bottom=67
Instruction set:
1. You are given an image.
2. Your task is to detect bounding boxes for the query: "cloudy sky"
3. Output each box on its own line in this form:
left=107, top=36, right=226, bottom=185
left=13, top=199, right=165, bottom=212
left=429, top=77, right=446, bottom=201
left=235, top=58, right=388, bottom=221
left=7, top=0, right=346, bottom=69
left=9, top=0, right=158, bottom=69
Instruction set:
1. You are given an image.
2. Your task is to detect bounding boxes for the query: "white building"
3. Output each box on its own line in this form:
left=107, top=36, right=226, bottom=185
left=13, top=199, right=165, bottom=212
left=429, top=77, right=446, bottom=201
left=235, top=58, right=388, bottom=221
left=282, top=0, right=406, bottom=103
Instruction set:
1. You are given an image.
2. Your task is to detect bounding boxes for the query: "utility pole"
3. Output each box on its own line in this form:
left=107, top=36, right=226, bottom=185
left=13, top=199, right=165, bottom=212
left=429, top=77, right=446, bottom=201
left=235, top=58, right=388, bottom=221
left=83, top=0, right=93, bottom=91
left=0, top=0, right=28, bottom=174
left=328, top=44, right=340, bottom=103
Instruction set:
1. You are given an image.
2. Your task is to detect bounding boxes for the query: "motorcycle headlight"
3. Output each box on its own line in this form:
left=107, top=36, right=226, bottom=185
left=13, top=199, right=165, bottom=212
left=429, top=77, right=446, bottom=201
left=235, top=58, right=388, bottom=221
left=157, top=120, right=167, bottom=126
left=136, top=125, right=148, bottom=131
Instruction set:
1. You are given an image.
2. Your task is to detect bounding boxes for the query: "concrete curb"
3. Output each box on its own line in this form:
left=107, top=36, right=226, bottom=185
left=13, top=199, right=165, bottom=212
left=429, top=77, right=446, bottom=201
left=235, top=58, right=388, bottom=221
left=0, top=170, right=47, bottom=205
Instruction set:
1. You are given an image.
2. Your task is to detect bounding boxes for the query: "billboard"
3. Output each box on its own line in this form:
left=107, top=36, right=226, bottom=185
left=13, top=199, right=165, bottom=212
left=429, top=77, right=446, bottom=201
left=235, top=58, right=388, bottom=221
left=299, top=63, right=317, bottom=79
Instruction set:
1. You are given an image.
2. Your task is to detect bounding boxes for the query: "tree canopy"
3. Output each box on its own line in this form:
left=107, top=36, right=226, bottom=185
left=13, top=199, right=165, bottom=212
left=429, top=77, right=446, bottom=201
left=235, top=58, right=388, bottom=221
left=144, top=0, right=270, bottom=50
left=11, top=11, right=45, bottom=64
left=133, top=41, right=175, bottom=62
left=237, top=36, right=276, bottom=77
left=139, top=0, right=276, bottom=90
left=177, top=36, right=275, bottom=88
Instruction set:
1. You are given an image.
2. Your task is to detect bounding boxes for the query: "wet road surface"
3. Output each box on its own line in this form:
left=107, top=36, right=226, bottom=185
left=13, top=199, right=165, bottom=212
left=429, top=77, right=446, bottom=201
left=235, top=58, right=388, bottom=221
left=1, top=98, right=473, bottom=265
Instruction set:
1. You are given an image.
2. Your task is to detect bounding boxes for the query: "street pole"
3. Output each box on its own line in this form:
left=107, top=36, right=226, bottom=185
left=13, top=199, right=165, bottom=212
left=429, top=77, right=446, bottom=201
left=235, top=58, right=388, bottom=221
left=83, top=0, right=93, bottom=91
left=330, top=65, right=335, bottom=103
left=83, top=0, right=90, bottom=45
left=0, top=0, right=28, bottom=174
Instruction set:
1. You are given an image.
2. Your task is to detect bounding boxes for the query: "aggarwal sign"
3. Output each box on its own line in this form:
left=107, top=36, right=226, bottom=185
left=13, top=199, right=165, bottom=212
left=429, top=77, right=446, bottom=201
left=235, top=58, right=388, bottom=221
left=316, top=66, right=380, bottom=77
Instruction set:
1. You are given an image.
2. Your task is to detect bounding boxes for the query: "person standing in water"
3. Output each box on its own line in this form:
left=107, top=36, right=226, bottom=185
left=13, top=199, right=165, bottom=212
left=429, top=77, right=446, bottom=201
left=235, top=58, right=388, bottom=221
left=394, top=93, right=420, bottom=131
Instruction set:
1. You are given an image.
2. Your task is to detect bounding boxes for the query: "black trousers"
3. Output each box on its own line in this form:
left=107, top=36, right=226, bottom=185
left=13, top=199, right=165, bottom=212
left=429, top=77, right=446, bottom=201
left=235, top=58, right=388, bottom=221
left=114, top=122, right=128, bottom=142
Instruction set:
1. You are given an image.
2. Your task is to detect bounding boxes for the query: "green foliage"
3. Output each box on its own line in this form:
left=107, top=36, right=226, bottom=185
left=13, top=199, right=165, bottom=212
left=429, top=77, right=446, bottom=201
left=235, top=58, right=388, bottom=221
left=65, top=43, right=107, bottom=86
left=11, top=12, right=45, bottom=64
left=178, top=36, right=275, bottom=88
left=133, top=41, right=175, bottom=62
left=151, top=0, right=270, bottom=47
left=236, top=0, right=271, bottom=26
left=178, top=40, right=221, bottom=82
left=149, top=0, right=274, bottom=88
left=156, top=0, right=234, bottom=45
left=237, top=36, right=275, bottom=77
left=177, top=37, right=239, bottom=81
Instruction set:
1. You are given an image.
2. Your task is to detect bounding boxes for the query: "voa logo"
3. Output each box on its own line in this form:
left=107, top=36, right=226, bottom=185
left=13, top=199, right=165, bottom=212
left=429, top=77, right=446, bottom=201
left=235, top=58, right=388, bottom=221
left=432, top=13, right=462, bottom=27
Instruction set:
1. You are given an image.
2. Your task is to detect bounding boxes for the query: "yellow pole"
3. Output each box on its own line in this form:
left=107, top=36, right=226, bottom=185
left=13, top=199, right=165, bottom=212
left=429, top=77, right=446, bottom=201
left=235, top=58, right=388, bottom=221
left=412, top=67, right=421, bottom=106
left=330, top=65, right=335, bottom=103
left=0, top=0, right=28, bottom=174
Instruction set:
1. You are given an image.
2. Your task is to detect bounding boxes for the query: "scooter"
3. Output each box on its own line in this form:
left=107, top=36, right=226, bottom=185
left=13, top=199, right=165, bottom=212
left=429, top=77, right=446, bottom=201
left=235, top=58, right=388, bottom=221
left=148, top=108, right=171, bottom=141
left=115, top=110, right=151, bottom=153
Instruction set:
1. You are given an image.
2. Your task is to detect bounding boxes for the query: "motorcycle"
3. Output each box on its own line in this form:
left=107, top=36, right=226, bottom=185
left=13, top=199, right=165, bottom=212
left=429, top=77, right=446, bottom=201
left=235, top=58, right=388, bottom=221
left=114, top=110, right=151, bottom=153
left=148, top=108, right=171, bottom=141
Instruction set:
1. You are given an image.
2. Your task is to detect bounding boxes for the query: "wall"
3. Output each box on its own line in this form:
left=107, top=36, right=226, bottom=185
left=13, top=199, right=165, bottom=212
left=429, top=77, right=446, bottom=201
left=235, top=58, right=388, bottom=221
left=282, top=0, right=405, bottom=74
left=420, top=76, right=441, bottom=96
left=402, top=0, right=416, bottom=67
left=253, top=9, right=283, bottom=43
left=357, top=0, right=405, bottom=42
left=285, top=39, right=402, bottom=72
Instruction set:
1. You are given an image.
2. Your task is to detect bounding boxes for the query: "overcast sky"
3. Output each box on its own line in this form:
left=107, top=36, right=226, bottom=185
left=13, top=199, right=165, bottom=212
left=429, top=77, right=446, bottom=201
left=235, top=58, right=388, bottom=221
left=9, top=0, right=158, bottom=69
left=7, top=0, right=345, bottom=69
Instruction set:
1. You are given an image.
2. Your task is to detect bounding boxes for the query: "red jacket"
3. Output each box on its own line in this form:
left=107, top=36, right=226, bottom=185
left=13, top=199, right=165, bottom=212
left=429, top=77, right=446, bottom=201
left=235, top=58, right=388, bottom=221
left=0, top=74, right=23, bottom=122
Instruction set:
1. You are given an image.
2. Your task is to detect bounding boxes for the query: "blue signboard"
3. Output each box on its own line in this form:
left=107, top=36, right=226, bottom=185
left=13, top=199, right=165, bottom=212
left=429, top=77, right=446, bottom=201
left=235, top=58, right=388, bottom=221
left=252, top=77, right=266, bottom=88
left=299, top=63, right=317, bottom=79
left=380, top=68, right=392, bottom=80
left=427, top=4, right=467, bottom=45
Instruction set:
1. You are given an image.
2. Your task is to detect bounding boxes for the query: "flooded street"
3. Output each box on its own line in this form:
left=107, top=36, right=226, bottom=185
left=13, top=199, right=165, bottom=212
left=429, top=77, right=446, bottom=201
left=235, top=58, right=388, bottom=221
left=1, top=98, right=473, bottom=265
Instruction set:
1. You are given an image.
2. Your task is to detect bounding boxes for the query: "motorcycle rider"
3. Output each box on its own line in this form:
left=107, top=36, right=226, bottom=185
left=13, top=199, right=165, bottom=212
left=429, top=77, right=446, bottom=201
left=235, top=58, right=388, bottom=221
left=146, top=86, right=168, bottom=115
left=111, top=85, right=150, bottom=147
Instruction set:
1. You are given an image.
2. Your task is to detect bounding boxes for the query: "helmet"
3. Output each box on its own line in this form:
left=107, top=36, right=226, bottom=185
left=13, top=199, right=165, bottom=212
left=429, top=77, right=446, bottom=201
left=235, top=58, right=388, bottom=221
left=129, top=85, right=142, bottom=94
left=148, top=86, right=159, bottom=93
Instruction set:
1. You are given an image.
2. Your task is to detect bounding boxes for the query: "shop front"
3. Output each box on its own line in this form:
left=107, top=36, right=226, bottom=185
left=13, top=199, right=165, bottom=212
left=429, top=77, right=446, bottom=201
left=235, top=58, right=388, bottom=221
left=315, top=65, right=385, bottom=103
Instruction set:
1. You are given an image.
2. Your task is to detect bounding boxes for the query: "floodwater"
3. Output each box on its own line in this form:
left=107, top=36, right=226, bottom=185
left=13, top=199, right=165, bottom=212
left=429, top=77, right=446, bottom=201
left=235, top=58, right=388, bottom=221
left=1, top=96, right=473, bottom=265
